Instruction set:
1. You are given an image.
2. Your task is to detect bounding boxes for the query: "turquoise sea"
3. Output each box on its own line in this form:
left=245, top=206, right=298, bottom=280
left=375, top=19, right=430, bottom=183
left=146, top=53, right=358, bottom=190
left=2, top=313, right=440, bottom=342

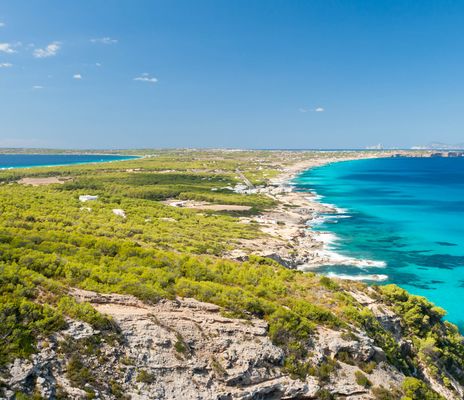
left=0, top=154, right=137, bottom=169
left=295, top=157, right=464, bottom=330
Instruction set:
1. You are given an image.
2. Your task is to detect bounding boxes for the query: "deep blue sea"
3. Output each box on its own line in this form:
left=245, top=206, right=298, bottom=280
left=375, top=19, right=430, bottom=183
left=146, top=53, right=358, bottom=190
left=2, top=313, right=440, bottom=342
left=295, top=157, right=464, bottom=330
left=0, top=154, right=137, bottom=169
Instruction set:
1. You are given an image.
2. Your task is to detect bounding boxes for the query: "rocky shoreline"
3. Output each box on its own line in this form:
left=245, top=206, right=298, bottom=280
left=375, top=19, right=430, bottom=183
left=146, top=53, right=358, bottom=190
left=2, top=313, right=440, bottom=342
left=230, top=151, right=435, bottom=276
left=3, top=150, right=463, bottom=400
left=0, top=289, right=421, bottom=400
left=229, top=154, right=381, bottom=270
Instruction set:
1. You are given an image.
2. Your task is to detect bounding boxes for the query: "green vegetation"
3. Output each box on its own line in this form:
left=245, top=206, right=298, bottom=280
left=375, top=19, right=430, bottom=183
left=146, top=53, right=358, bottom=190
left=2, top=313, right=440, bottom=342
left=355, top=370, right=372, bottom=388
left=401, top=377, right=444, bottom=400
left=377, top=285, right=464, bottom=387
left=67, top=354, right=94, bottom=387
left=308, top=358, right=339, bottom=383
left=0, top=150, right=462, bottom=398
left=173, top=333, right=190, bottom=357
left=136, top=370, right=156, bottom=384
left=57, top=296, right=117, bottom=331
left=14, top=392, right=43, bottom=400
left=371, top=386, right=402, bottom=400
left=0, top=266, right=65, bottom=365
left=210, top=357, right=227, bottom=377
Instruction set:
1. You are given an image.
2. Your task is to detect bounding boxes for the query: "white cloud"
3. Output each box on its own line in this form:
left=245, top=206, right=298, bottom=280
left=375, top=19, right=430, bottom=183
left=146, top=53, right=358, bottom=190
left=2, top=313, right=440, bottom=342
left=0, top=63, right=12, bottom=68
left=32, top=85, right=44, bottom=89
left=73, top=73, right=82, bottom=80
left=134, top=73, right=158, bottom=83
left=0, top=22, right=5, bottom=28
left=299, top=106, right=325, bottom=113
left=96, top=62, right=102, bottom=67
left=33, top=41, right=61, bottom=58
left=90, top=37, right=117, bottom=45
left=0, top=43, right=17, bottom=53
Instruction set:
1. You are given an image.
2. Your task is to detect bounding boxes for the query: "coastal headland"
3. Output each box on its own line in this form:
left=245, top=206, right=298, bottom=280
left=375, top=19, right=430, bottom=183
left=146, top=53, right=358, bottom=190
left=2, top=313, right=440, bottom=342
left=1, top=149, right=463, bottom=400
left=227, top=150, right=418, bottom=274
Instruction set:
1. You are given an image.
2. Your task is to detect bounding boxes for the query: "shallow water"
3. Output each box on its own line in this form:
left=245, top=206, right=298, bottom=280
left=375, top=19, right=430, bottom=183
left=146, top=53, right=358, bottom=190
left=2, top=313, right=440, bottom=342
left=295, top=157, right=464, bottom=330
left=0, top=154, right=137, bottom=169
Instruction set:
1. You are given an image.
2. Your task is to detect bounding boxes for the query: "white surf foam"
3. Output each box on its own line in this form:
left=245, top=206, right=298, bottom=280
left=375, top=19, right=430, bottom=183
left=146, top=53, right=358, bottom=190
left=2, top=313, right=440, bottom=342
left=307, top=213, right=351, bottom=228
left=298, top=178, right=387, bottom=274
left=326, top=272, right=389, bottom=282
left=310, top=227, right=386, bottom=268
left=317, top=249, right=387, bottom=268
left=305, top=193, right=324, bottom=201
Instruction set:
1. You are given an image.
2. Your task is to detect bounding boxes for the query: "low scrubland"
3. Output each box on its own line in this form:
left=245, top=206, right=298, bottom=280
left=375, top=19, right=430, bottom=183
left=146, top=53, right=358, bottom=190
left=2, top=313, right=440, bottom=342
left=0, top=150, right=462, bottom=399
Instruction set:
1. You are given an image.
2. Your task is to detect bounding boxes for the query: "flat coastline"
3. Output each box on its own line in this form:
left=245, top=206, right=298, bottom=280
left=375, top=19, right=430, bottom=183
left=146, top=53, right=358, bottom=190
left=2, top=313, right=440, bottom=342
left=0, top=153, right=139, bottom=171
left=232, top=151, right=420, bottom=278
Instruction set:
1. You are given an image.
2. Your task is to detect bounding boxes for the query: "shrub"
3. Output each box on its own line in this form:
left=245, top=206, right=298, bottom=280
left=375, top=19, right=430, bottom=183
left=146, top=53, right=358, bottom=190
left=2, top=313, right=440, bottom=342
left=319, top=276, right=339, bottom=290
left=66, top=355, right=94, bottom=388
left=401, top=377, right=444, bottom=400
left=136, top=369, right=156, bottom=384
left=360, top=360, right=377, bottom=374
left=309, top=358, right=338, bottom=383
left=0, top=298, right=65, bottom=366
left=355, top=370, right=372, bottom=388
left=173, top=333, right=189, bottom=355
left=57, top=296, right=117, bottom=331
left=210, top=357, right=227, bottom=377
left=371, top=386, right=402, bottom=400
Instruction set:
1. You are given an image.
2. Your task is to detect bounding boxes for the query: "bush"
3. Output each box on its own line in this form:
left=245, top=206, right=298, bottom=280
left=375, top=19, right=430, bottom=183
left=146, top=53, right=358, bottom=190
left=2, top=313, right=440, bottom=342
left=371, top=386, right=402, bottom=400
left=401, top=377, right=444, bottom=400
left=0, top=297, right=65, bottom=366
left=136, top=369, right=155, bottom=384
left=355, top=370, right=372, bottom=388
left=66, top=355, right=94, bottom=387
left=173, top=333, right=190, bottom=356
left=309, top=358, right=338, bottom=383
left=319, top=276, right=339, bottom=290
left=57, top=296, right=117, bottom=331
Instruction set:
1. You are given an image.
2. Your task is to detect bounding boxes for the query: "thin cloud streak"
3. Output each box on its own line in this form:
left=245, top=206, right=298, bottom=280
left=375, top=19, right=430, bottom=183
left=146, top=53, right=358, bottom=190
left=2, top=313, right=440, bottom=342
left=33, top=42, right=61, bottom=58
left=298, top=106, right=325, bottom=113
left=134, top=73, right=158, bottom=83
left=90, top=37, right=118, bottom=45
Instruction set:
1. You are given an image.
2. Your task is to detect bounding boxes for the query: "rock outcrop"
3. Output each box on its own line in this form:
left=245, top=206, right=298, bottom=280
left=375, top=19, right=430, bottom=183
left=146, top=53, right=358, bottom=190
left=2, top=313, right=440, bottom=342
left=3, top=291, right=317, bottom=399
left=6, top=288, right=458, bottom=400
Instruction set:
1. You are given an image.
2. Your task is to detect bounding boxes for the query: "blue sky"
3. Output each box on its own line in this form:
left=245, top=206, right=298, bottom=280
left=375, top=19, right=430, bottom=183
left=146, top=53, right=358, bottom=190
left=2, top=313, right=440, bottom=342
left=1, top=1, right=464, bottom=149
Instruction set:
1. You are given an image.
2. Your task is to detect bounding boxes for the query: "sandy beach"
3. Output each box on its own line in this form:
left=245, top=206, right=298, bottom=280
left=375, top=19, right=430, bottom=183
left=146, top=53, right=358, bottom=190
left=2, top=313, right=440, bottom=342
left=229, top=151, right=414, bottom=274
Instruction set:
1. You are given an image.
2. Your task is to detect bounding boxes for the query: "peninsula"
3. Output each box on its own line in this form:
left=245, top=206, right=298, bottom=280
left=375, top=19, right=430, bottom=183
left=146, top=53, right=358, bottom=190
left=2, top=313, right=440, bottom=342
left=1, top=149, right=463, bottom=400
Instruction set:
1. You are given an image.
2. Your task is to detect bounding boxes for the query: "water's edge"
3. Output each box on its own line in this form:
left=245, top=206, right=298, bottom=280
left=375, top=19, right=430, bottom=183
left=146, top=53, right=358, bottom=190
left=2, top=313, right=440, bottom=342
left=292, top=157, right=464, bottom=330
left=0, top=154, right=140, bottom=170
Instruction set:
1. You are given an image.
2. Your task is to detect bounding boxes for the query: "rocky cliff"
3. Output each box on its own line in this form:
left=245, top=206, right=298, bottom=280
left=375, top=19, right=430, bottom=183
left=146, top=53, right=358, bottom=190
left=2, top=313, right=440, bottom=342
left=3, top=287, right=463, bottom=399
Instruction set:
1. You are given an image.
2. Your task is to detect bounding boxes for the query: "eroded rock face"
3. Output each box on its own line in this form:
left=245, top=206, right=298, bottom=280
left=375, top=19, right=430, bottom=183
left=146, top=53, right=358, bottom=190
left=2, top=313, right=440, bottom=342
left=89, top=293, right=298, bottom=399
left=5, top=321, right=96, bottom=399
left=3, top=291, right=319, bottom=399
left=3, top=289, right=461, bottom=400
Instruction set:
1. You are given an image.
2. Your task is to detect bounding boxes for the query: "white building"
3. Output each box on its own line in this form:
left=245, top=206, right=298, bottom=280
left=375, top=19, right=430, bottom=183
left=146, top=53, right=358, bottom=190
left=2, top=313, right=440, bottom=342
left=79, top=195, right=98, bottom=202
left=112, top=209, right=126, bottom=218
